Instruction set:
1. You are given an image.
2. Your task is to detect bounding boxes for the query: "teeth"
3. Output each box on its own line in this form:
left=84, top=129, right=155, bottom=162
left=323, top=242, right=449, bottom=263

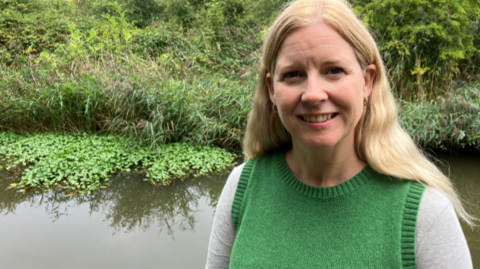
left=303, top=114, right=333, bottom=123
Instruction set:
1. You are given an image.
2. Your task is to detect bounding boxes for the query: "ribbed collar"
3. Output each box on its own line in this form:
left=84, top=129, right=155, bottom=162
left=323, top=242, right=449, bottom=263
left=274, top=151, right=377, bottom=199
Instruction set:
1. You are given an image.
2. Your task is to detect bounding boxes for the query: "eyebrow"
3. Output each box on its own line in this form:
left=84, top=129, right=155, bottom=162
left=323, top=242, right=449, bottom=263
left=276, top=59, right=344, bottom=71
left=321, top=60, right=343, bottom=65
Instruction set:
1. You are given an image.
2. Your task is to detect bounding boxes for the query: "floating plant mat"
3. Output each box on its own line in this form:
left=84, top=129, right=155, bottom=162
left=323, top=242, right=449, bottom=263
left=0, top=132, right=237, bottom=193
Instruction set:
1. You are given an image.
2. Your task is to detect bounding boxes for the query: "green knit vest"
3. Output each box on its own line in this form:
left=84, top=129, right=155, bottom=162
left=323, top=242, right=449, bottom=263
left=230, top=152, right=425, bottom=269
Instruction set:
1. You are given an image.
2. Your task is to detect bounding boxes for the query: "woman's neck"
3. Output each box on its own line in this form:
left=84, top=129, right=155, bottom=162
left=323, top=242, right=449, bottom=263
left=285, top=143, right=366, bottom=187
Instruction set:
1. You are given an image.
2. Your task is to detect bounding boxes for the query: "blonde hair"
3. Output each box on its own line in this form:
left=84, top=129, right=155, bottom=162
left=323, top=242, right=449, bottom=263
left=244, top=0, right=474, bottom=225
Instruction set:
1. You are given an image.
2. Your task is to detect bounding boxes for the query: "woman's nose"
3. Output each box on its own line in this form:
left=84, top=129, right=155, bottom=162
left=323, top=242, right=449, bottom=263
left=301, top=75, right=328, bottom=104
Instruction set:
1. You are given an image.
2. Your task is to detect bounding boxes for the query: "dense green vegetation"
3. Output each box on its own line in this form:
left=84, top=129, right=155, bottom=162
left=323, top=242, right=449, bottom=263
left=0, top=132, right=236, bottom=193
left=398, top=84, right=480, bottom=151
left=353, top=0, right=480, bottom=99
left=1, top=0, right=479, bottom=191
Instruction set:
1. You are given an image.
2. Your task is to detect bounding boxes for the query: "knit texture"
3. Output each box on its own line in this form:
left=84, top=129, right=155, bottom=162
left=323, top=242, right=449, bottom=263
left=230, top=152, right=425, bottom=269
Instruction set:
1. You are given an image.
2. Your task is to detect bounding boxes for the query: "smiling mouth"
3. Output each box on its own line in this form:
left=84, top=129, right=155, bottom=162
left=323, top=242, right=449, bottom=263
left=300, top=113, right=338, bottom=123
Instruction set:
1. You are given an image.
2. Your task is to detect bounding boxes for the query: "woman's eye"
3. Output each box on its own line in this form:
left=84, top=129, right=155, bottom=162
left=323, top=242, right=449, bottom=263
left=329, top=67, right=344, bottom=75
left=284, top=71, right=299, bottom=79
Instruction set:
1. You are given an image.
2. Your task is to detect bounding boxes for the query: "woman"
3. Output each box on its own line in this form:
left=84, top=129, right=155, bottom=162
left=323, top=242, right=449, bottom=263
left=206, top=0, right=473, bottom=268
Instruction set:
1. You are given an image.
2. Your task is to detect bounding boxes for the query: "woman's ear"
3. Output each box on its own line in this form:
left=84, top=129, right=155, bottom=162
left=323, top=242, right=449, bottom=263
left=363, top=64, right=376, bottom=98
left=266, top=72, right=276, bottom=104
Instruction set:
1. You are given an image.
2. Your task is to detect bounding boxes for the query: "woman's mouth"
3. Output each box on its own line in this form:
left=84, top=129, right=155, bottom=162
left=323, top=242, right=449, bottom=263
left=300, top=113, right=338, bottom=123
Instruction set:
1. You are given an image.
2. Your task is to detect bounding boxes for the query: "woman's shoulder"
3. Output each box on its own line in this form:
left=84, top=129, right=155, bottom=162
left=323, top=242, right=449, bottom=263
left=416, top=187, right=472, bottom=268
left=419, top=187, right=452, bottom=214
left=222, top=163, right=246, bottom=201
left=227, top=163, right=245, bottom=186
left=417, top=186, right=456, bottom=241
left=224, top=153, right=281, bottom=198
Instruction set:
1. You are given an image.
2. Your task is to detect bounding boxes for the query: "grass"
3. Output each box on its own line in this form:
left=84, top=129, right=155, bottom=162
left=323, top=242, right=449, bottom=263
left=0, top=51, right=256, bottom=149
left=398, top=84, right=480, bottom=151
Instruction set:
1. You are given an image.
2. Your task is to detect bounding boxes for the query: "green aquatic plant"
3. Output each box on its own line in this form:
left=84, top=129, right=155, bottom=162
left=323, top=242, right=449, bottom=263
left=0, top=132, right=237, bottom=193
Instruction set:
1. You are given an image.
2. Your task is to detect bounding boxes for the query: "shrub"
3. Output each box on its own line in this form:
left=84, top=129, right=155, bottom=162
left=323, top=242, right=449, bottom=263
left=121, top=0, right=164, bottom=27
left=353, top=0, right=480, bottom=100
left=0, top=9, right=69, bottom=64
left=0, top=0, right=42, bottom=13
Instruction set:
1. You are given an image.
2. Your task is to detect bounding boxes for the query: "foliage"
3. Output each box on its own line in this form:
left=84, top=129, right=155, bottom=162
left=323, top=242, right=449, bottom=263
left=202, top=0, right=226, bottom=44
left=2, top=0, right=477, bottom=101
left=160, top=0, right=287, bottom=28
left=0, top=0, right=263, bottom=73
left=0, top=9, right=69, bottom=64
left=0, top=50, right=255, bottom=148
left=239, top=0, right=289, bottom=25
left=59, top=1, right=140, bottom=58
left=398, top=84, right=480, bottom=151
left=0, top=132, right=237, bottom=193
left=353, top=0, right=480, bottom=100
left=0, top=0, right=42, bottom=12
left=121, top=0, right=164, bottom=27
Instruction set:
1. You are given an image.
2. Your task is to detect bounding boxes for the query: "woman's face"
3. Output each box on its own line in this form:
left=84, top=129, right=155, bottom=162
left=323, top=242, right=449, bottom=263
left=267, top=22, right=376, bottom=154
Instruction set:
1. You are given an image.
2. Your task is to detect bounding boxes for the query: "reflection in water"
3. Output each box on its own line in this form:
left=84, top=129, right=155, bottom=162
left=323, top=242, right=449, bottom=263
left=0, top=171, right=226, bottom=237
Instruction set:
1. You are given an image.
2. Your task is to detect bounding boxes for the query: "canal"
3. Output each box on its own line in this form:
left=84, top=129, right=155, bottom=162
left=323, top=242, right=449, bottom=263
left=0, top=153, right=478, bottom=268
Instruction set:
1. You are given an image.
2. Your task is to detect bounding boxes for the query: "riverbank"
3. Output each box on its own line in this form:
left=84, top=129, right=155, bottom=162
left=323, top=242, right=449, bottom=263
left=1, top=97, right=479, bottom=193
left=1, top=82, right=479, bottom=193
left=2, top=74, right=479, bottom=151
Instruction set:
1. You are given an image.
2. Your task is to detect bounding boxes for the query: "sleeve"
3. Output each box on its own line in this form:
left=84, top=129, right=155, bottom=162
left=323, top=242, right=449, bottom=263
left=416, top=187, right=473, bottom=269
left=205, top=163, right=244, bottom=269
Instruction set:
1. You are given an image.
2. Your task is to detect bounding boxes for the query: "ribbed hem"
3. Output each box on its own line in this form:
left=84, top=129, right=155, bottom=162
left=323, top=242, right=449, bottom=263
left=401, top=182, right=426, bottom=268
left=231, top=158, right=255, bottom=228
left=274, top=152, right=376, bottom=199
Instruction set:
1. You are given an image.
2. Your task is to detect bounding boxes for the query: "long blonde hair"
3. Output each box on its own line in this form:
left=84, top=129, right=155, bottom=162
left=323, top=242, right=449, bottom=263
left=244, top=0, right=474, bottom=225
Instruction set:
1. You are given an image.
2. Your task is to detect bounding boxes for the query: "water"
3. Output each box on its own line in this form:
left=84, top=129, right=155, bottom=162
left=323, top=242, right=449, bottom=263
left=439, top=153, right=480, bottom=267
left=0, top=172, right=227, bottom=269
left=0, top=154, right=479, bottom=268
